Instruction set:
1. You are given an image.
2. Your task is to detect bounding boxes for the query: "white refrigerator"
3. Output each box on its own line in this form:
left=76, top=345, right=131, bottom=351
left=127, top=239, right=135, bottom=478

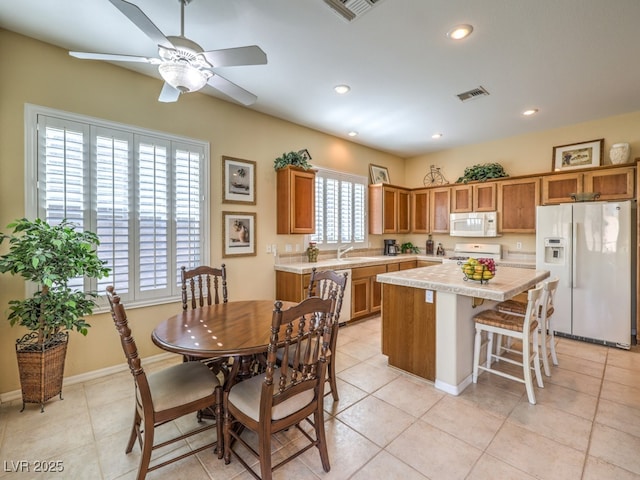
left=536, top=201, right=636, bottom=349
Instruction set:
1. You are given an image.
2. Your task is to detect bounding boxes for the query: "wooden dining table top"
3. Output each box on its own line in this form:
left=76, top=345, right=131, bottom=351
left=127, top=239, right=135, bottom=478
left=151, top=300, right=296, bottom=358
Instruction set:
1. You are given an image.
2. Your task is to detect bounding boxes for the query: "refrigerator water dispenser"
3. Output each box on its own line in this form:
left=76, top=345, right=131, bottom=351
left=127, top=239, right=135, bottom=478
left=543, top=238, right=565, bottom=264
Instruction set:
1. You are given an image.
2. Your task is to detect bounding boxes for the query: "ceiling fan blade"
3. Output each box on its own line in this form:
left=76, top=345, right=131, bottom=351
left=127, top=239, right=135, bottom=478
left=202, top=46, right=267, bottom=68
left=207, top=74, right=258, bottom=106
left=69, top=51, right=156, bottom=63
left=108, top=0, right=174, bottom=49
left=158, top=83, right=181, bottom=103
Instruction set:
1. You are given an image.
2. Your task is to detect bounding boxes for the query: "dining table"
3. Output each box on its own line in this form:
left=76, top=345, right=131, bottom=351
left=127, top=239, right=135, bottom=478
left=152, top=299, right=296, bottom=388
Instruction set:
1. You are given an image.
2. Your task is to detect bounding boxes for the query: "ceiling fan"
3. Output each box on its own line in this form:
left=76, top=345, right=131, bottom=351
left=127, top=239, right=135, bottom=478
left=69, top=0, right=267, bottom=105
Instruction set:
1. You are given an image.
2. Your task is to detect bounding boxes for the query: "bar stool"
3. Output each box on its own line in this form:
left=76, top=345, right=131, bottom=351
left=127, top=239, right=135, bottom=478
left=495, top=278, right=560, bottom=376
left=472, top=285, right=544, bottom=405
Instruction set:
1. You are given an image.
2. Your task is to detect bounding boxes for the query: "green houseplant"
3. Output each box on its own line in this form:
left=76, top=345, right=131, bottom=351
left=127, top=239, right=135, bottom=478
left=273, top=150, right=313, bottom=171
left=400, top=242, right=420, bottom=254
left=0, top=218, right=110, bottom=411
left=456, top=162, right=509, bottom=183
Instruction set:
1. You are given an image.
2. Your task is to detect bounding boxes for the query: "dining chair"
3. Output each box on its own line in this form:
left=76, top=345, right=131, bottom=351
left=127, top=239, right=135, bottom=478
left=472, top=284, right=544, bottom=404
left=105, top=286, right=223, bottom=480
left=306, top=267, right=348, bottom=401
left=223, top=296, right=335, bottom=479
left=495, top=277, right=560, bottom=376
left=181, top=264, right=228, bottom=309
left=181, top=264, right=229, bottom=377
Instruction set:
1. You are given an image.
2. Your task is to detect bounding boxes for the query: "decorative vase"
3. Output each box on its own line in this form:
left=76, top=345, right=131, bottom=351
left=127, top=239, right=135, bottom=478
left=306, top=242, right=319, bottom=263
left=609, top=143, right=630, bottom=164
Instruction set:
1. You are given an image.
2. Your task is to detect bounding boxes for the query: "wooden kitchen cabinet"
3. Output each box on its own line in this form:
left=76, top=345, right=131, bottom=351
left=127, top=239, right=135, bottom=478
left=351, top=264, right=386, bottom=320
left=497, top=177, right=540, bottom=233
left=541, top=164, right=635, bottom=204
left=410, top=188, right=430, bottom=233
left=451, top=183, right=497, bottom=213
left=369, top=184, right=410, bottom=234
left=275, top=271, right=312, bottom=301
left=430, top=187, right=450, bottom=233
left=276, top=166, right=316, bottom=234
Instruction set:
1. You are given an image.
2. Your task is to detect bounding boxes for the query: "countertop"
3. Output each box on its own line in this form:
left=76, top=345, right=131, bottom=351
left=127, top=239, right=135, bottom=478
left=274, top=254, right=535, bottom=274
left=376, top=262, right=549, bottom=302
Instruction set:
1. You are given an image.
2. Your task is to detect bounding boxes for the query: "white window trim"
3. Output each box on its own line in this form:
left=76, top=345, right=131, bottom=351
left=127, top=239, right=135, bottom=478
left=310, top=166, right=368, bottom=251
left=24, top=104, right=211, bottom=309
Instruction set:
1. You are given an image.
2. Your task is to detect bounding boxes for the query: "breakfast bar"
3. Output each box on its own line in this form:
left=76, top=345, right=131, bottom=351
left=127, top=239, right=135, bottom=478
left=377, top=263, right=550, bottom=395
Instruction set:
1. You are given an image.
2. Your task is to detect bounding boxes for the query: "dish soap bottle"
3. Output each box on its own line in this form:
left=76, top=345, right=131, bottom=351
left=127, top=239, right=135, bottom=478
left=426, top=234, right=434, bottom=255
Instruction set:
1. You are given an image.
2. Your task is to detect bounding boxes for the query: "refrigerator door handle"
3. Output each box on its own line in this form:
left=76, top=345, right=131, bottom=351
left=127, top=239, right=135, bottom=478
left=571, top=222, right=577, bottom=289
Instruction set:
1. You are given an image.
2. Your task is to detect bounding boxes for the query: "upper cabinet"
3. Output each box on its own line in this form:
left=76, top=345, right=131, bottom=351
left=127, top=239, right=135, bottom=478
left=430, top=187, right=450, bottom=233
left=497, top=177, right=540, bottom=233
left=411, top=188, right=430, bottom=233
left=451, top=183, right=497, bottom=213
left=541, top=165, right=635, bottom=204
left=369, top=184, right=411, bottom=234
left=276, top=166, right=316, bottom=234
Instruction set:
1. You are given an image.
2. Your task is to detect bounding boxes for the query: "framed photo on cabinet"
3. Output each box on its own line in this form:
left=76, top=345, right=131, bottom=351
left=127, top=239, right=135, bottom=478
left=369, top=164, right=390, bottom=184
left=552, top=139, right=603, bottom=171
left=222, top=211, right=256, bottom=258
left=222, top=156, right=256, bottom=204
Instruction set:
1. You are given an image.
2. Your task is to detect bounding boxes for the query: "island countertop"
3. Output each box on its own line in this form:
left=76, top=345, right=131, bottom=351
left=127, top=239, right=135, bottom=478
left=376, top=262, right=549, bottom=302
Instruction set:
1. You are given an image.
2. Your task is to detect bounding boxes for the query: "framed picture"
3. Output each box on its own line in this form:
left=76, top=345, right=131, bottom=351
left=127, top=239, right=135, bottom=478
left=222, top=156, right=256, bottom=204
left=369, top=164, right=390, bottom=184
left=223, top=212, right=256, bottom=257
left=552, top=139, right=603, bottom=171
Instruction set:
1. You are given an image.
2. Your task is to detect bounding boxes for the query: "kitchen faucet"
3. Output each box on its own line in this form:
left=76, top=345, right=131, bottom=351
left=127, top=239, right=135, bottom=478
left=337, top=245, right=354, bottom=260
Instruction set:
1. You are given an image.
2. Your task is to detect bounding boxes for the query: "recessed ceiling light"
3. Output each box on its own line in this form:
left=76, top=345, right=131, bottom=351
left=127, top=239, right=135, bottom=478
left=348, top=131, right=358, bottom=137
left=522, top=108, right=539, bottom=116
left=432, top=133, right=443, bottom=139
left=446, top=24, right=473, bottom=40
left=334, top=85, right=351, bottom=94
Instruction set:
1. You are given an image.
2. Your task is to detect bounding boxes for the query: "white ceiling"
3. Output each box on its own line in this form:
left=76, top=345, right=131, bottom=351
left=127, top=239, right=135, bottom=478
left=2, top=0, right=640, bottom=158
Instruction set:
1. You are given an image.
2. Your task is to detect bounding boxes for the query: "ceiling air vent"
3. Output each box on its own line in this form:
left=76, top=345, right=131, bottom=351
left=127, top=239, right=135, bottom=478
left=457, top=86, right=490, bottom=102
left=323, top=0, right=384, bottom=22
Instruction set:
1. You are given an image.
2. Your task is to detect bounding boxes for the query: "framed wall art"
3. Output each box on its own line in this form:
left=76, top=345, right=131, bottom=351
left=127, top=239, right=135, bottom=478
left=222, top=211, right=256, bottom=258
left=369, top=164, right=390, bottom=184
left=222, top=156, right=256, bottom=204
left=552, top=139, right=603, bottom=171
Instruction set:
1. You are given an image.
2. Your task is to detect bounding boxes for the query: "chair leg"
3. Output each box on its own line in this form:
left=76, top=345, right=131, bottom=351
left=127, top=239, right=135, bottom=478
left=472, top=327, right=482, bottom=383
left=257, top=426, right=272, bottom=480
left=532, top=328, right=544, bottom=388
left=548, top=320, right=559, bottom=366
left=314, top=408, right=331, bottom=472
left=215, top=387, right=223, bottom=459
left=223, top=404, right=232, bottom=465
left=126, top=410, right=141, bottom=453
left=521, top=333, right=536, bottom=404
left=328, top=358, right=339, bottom=402
left=486, top=332, right=494, bottom=369
left=539, top=323, right=551, bottom=377
left=495, top=333, right=503, bottom=360
left=136, top=416, right=155, bottom=480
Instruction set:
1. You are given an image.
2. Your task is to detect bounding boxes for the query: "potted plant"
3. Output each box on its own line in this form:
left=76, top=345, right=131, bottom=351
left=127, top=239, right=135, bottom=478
left=456, top=162, right=508, bottom=183
left=400, top=242, right=420, bottom=254
left=273, top=150, right=313, bottom=171
left=0, top=218, right=110, bottom=412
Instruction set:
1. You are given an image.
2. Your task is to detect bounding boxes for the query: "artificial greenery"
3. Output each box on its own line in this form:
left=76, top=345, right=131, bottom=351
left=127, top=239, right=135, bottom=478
left=400, top=242, right=420, bottom=254
left=456, top=163, right=509, bottom=183
left=273, top=151, right=313, bottom=171
left=0, top=218, right=110, bottom=344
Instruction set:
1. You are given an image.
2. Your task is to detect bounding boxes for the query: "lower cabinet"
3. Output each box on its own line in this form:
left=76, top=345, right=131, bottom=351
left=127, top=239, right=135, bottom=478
left=351, top=265, right=386, bottom=320
left=275, top=271, right=311, bottom=301
left=381, top=283, right=436, bottom=381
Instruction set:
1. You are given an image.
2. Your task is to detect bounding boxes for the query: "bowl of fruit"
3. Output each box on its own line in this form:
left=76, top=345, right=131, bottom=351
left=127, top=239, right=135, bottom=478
left=461, top=257, right=496, bottom=284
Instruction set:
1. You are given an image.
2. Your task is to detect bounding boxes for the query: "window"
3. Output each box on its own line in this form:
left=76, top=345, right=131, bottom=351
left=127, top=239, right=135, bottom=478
left=310, top=168, right=367, bottom=249
left=25, top=105, right=209, bottom=307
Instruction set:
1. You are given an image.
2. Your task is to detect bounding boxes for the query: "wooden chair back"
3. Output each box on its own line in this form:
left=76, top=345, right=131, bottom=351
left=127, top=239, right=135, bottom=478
left=181, top=264, right=228, bottom=310
left=263, top=296, right=335, bottom=416
left=307, top=267, right=348, bottom=322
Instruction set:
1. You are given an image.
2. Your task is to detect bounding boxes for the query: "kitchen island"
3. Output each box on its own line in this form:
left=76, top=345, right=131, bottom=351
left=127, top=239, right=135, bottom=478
left=377, top=262, right=549, bottom=395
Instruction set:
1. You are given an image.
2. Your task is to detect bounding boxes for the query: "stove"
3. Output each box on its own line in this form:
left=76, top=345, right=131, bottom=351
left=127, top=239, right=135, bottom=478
left=442, top=243, right=502, bottom=264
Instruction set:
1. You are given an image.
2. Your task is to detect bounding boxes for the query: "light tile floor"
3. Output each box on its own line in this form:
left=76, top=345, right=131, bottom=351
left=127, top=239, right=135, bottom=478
left=1, top=315, right=640, bottom=479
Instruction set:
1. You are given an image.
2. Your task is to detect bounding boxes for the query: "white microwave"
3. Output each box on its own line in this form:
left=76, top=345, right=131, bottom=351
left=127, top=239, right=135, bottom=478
left=449, top=211, right=498, bottom=237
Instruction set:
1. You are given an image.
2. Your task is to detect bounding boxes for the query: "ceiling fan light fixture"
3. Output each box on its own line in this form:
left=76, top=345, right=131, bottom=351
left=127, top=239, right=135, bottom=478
left=158, top=62, right=210, bottom=92
left=446, top=24, right=473, bottom=40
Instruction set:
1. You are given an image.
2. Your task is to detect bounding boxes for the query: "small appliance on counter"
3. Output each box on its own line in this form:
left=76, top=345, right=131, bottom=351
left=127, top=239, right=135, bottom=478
left=384, top=239, right=399, bottom=256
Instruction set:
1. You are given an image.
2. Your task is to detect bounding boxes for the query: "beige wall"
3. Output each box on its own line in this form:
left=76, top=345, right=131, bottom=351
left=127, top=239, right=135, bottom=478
left=0, top=29, right=403, bottom=395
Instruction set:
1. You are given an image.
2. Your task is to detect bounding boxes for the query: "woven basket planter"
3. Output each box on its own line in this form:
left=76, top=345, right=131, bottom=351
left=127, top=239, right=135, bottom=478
left=15, top=331, right=68, bottom=412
